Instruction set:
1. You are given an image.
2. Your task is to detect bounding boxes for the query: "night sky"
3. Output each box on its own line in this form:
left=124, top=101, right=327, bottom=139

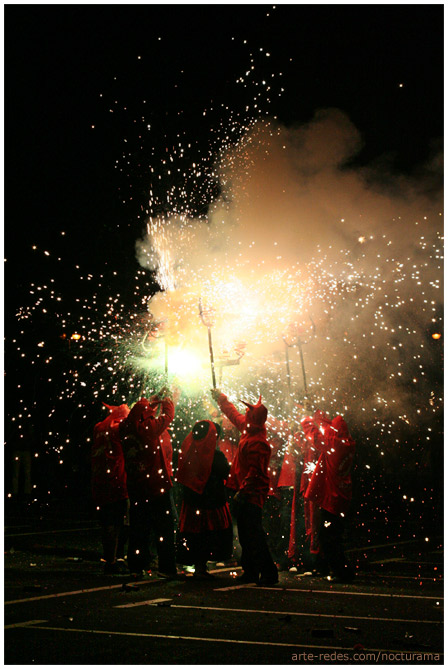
left=4, top=4, right=444, bottom=515
left=6, top=4, right=443, bottom=282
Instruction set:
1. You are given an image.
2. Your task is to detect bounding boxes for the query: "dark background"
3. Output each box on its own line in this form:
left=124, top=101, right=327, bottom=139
left=6, top=4, right=443, bottom=283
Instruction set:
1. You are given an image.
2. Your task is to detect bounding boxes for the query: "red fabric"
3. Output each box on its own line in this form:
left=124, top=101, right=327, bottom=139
left=91, top=404, right=129, bottom=506
left=121, top=397, right=175, bottom=499
left=286, top=433, right=305, bottom=560
left=216, top=393, right=271, bottom=508
left=218, top=416, right=239, bottom=466
left=304, top=499, right=321, bottom=554
left=178, top=501, right=232, bottom=533
left=160, top=429, right=173, bottom=478
left=296, top=428, right=319, bottom=496
left=219, top=438, right=238, bottom=466
left=287, top=480, right=300, bottom=560
left=302, top=412, right=355, bottom=516
left=277, top=451, right=296, bottom=488
left=176, top=421, right=218, bottom=494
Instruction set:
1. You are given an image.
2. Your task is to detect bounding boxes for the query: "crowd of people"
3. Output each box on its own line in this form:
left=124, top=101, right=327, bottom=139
left=91, top=386, right=356, bottom=584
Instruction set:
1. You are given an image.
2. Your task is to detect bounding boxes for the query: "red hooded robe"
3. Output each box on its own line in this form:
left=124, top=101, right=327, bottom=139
left=120, top=397, right=175, bottom=500
left=216, top=393, right=271, bottom=508
left=177, top=421, right=232, bottom=534
left=92, top=403, right=129, bottom=506
left=302, top=413, right=355, bottom=517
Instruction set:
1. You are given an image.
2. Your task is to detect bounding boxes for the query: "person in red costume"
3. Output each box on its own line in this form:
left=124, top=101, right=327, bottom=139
left=119, top=388, right=178, bottom=578
left=263, top=415, right=295, bottom=570
left=159, top=387, right=181, bottom=481
left=286, top=403, right=324, bottom=571
left=301, top=407, right=356, bottom=582
left=176, top=420, right=233, bottom=578
left=92, top=403, right=130, bottom=575
left=211, top=389, right=278, bottom=586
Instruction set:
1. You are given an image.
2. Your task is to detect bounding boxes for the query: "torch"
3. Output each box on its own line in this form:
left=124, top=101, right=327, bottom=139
left=199, top=298, right=217, bottom=389
left=283, top=315, right=316, bottom=396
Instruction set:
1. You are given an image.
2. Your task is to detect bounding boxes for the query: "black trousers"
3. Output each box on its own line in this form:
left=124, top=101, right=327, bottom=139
left=128, top=493, right=177, bottom=574
left=177, top=525, right=234, bottom=569
left=318, top=509, right=354, bottom=580
left=236, top=501, right=278, bottom=581
left=97, top=498, right=129, bottom=564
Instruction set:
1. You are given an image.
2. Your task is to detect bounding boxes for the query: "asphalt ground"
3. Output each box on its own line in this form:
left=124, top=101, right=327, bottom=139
left=4, top=518, right=443, bottom=665
left=4, top=512, right=443, bottom=665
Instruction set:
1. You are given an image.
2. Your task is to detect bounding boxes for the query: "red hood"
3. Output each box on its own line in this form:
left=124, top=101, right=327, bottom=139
left=313, top=409, right=331, bottom=427
left=129, top=396, right=162, bottom=420
left=176, top=420, right=218, bottom=494
left=328, top=415, right=352, bottom=440
left=102, top=402, right=130, bottom=423
left=241, top=396, right=268, bottom=431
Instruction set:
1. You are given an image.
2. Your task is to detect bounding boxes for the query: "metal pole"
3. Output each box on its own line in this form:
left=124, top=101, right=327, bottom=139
left=164, top=339, right=169, bottom=377
left=199, top=297, right=217, bottom=389
left=208, top=327, right=217, bottom=389
left=297, top=337, right=307, bottom=395
left=284, top=339, right=292, bottom=394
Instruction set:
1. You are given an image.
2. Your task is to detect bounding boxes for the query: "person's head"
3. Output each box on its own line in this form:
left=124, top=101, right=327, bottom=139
left=313, top=409, right=331, bottom=427
left=330, top=415, right=350, bottom=438
left=132, top=396, right=161, bottom=416
left=192, top=420, right=221, bottom=441
left=102, top=403, right=130, bottom=422
left=241, top=396, right=268, bottom=429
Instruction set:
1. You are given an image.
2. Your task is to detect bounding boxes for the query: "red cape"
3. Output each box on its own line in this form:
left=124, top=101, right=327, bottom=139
left=302, top=413, right=355, bottom=516
left=176, top=421, right=218, bottom=495
left=92, top=404, right=129, bottom=505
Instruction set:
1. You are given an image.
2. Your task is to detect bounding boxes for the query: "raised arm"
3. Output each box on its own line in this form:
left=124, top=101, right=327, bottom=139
left=142, top=398, right=175, bottom=440
left=211, top=389, right=246, bottom=433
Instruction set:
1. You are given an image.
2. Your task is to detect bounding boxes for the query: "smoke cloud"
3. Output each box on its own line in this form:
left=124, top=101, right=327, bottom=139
left=135, top=108, right=443, bottom=429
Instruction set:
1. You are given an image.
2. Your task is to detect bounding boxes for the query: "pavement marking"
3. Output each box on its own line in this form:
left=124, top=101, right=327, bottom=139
left=4, top=567, right=236, bottom=605
left=366, top=574, right=443, bottom=582
left=370, top=558, right=443, bottom=566
left=113, top=598, right=442, bottom=624
left=116, top=598, right=172, bottom=609
left=4, top=579, right=162, bottom=605
left=213, top=584, right=254, bottom=592
left=346, top=539, right=419, bottom=552
left=370, top=557, right=406, bottom=564
left=6, top=623, right=422, bottom=654
left=4, top=620, right=48, bottom=629
left=219, top=585, right=443, bottom=600
left=5, top=527, right=97, bottom=538
left=394, top=561, right=443, bottom=566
